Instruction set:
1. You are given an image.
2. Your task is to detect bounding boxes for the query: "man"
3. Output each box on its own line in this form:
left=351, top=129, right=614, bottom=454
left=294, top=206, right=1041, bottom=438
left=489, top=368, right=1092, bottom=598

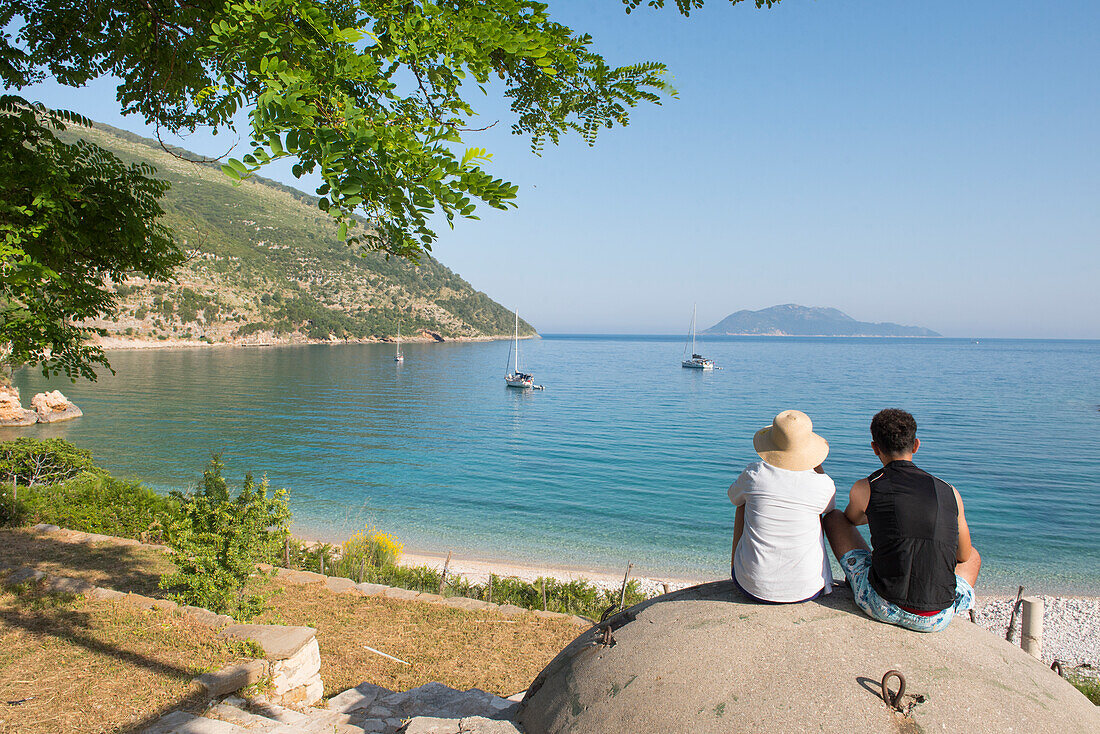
left=729, top=410, right=837, bottom=604
left=823, top=409, right=981, bottom=632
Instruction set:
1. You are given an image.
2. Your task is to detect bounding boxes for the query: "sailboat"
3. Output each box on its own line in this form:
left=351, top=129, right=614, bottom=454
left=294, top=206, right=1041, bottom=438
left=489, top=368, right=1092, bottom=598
left=394, top=323, right=404, bottom=363
left=682, top=303, right=716, bottom=370
left=506, top=310, right=543, bottom=389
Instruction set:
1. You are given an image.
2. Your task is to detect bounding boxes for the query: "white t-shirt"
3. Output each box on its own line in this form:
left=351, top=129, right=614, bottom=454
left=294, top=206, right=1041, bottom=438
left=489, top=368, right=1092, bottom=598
left=728, top=460, right=837, bottom=603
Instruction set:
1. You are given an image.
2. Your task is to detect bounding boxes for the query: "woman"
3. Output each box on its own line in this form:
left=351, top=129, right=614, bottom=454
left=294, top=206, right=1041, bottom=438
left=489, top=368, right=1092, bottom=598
left=728, top=410, right=837, bottom=603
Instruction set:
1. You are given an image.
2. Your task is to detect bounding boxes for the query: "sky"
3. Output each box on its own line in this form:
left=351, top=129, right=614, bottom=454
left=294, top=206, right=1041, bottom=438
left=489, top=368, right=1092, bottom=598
left=16, top=0, right=1100, bottom=337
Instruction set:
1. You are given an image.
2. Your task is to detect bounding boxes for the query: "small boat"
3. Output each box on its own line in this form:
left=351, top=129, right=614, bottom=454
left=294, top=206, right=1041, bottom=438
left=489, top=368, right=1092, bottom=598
left=682, top=303, right=716, bottom=370
left=506, top=310, right=544, bottom=389
left=394, top=323, right=404, bottom=362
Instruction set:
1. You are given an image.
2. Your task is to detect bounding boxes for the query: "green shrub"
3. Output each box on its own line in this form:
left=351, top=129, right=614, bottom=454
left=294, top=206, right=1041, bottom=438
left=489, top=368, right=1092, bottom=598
left=1069, top=673, right=1100, bottom=706
left=0, top=438, right=99, bottom=486
left=15, top=473, right=176, bottom=542
left=0, top=484, right=28, bottom=527
left=161, top=457, right=290, bottom=620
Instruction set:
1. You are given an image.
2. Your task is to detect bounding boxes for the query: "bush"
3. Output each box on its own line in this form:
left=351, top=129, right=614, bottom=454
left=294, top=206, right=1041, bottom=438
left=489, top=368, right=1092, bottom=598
left=0, top=438, right=99, bottom=486
left=15, top=473, right=175, bottom=542
left=161, top=457, right=290, bottom=620
left=0, top=484, right=27, bottom=527
left=289, top=524, right=650, bottom=619
left=342, top=525, right=403, bottom=570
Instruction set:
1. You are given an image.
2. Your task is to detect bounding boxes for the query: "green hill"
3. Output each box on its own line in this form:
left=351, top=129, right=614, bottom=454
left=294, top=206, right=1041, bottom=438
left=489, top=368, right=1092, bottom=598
left=65, top=122, right=534, bottom=344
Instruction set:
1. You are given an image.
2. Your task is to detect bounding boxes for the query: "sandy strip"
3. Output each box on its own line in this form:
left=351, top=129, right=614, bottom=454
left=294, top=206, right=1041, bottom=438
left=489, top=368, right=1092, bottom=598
left=397, top=549, right=706, bottom=596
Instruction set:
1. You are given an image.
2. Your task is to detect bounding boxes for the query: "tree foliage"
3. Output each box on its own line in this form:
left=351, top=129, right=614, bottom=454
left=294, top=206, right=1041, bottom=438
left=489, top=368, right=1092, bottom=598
left=0, top=0, right=782, bottom=379
left=0, top=98, right=184, bottom=380
left=2, top=0, right=692, bottom=260
left=161, top=456, right=290, bottom=619
left=0, top=437, right=99, bottom=486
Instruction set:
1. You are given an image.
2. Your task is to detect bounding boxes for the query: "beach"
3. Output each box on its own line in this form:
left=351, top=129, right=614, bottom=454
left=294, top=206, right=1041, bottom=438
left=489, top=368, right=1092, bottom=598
left=398, top=546, right=1100, bottom=667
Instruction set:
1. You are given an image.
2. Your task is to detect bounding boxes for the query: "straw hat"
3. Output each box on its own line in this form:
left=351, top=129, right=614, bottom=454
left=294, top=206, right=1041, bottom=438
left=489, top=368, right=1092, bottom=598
left=753, top=410, right=829, bottom=471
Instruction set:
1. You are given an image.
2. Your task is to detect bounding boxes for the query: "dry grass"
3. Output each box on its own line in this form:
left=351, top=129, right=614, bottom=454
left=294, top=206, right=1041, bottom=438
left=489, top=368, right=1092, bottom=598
left=0, top=585, right=250, bottom=734
left=0, top=528, right=173, bottom=597
left=0, top=527, right=582, bottom=706
left=253, top=577, right=580, bottom=697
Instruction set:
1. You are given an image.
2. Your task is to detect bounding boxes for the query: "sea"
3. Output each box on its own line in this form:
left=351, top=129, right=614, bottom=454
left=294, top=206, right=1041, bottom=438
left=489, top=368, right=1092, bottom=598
left=10, top=336, right=1100, bottom=594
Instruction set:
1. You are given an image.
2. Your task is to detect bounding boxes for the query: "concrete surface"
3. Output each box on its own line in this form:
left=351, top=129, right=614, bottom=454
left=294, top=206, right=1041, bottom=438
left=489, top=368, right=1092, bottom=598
left=517, top=580, right=1100, bottom=733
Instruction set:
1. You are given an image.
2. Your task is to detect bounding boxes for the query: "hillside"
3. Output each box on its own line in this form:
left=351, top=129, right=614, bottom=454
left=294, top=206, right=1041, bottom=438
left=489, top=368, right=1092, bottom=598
left=65, top=123, right=534, bottom=345
left=702, top=304, right=940, bottom=337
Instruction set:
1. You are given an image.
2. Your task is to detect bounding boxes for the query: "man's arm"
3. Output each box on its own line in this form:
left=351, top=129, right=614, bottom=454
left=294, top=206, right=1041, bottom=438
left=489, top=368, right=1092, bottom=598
left=844, top=479, right=871, bottom=526
left=953, top=487, right=974, bottom=563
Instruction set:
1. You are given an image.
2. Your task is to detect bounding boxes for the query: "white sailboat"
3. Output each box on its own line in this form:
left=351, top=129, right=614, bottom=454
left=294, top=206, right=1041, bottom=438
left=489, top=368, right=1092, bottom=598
left=394, top=323, right=404, bottom=363
left=506, top=310, right=543, bottom=389
left=682, top=303, right=716, bottom=370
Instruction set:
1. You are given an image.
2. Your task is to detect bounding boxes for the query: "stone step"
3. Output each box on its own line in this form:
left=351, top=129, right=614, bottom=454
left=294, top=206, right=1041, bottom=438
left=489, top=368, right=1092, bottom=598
left=145, top=710, right=248, bottom=733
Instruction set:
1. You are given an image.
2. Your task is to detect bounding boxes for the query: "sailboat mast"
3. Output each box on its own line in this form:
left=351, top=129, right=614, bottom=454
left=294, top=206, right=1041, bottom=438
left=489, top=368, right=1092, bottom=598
left=691, top=303, right=697, bottom=355
left=514, top=310, right=519, bottom=372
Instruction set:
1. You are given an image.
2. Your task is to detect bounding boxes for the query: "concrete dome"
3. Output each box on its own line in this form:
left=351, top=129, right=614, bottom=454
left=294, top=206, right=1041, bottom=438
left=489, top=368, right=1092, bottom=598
left=517, top=581, right=1099, bottom=733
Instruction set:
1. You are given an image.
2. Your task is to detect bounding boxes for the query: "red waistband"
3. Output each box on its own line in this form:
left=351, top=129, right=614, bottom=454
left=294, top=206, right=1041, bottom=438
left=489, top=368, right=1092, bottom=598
left=899, top=605, right=944, bottom=617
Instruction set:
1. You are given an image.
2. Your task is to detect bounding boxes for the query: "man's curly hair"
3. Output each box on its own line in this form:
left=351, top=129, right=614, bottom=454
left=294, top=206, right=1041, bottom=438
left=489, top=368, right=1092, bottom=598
left=870, top=409, right=918, bottom=455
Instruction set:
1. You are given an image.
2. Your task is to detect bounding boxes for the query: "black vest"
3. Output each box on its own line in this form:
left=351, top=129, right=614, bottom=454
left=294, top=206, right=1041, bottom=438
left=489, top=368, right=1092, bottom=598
left=866, top=460, right=959, bottom=611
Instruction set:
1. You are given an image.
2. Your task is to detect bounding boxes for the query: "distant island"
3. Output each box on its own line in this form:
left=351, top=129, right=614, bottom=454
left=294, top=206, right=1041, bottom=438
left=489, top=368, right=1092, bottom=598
left=702, top=304, right=940, bottom=337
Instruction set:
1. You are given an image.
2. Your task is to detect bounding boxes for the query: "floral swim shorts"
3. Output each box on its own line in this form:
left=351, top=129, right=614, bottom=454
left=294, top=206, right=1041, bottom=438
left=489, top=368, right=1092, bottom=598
left=840, top=549, right=975, bottom=633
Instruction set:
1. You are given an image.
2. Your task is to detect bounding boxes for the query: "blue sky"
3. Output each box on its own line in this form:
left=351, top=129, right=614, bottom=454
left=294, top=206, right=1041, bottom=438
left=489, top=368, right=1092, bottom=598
left=17, top=0, right=1100, bottom=337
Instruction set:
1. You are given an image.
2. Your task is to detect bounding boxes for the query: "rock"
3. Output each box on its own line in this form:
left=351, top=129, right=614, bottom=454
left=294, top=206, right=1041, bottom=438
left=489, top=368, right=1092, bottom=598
left=268, top=638, right=324, bottom=706
left=42, top=575, right=95, bottom=595
left=495, top=604, right=527, bottom=617
left=355, top=582, right=389, bottom=596
left=0, top=386, right=36, bottom=426
left=381, top=683, right=517, bottom=721
left=403, top=717, right=460, bottom=734
left=178, top=605, right=233, bottom=628
left=220, top=624, right=316, bottom=660
left=194, top=660, right=266, bottom=697
left=347, top=718, right=386, bottom=733
left=517, top=580, right=1100, bottom=734
left=416, top=592, right=445, bottom=603
left=440, top=597, right=495, bottom=612
left=90, top=586, right=127, bottom=601
left=2, top=567, right=45, bottom=587
left=282, top=570, right=327, bottom=585
left=382, top=587, right=422, bottom=601
left=144, top=710, right=247, bottom=733
left=458, top=717, right=522, bottom=733
left=325, top=576, right=360, bottom=593
left=31, top=523, right=61, bottom=533
left=30, top=389, right=82, bottom=423
left=327, top=682, right=394, bottom=714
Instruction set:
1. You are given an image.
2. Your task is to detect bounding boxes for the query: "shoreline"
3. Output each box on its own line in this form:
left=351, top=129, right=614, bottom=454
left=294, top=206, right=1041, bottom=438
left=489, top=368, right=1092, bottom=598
left=93, top=333, right=538, bottom=352
left=294, top=531, right=1099, bottom=599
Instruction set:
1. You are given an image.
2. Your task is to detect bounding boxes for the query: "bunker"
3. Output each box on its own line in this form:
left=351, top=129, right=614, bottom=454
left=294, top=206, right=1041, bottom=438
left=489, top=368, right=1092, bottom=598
left=517, top=581, right=1098, bottom=733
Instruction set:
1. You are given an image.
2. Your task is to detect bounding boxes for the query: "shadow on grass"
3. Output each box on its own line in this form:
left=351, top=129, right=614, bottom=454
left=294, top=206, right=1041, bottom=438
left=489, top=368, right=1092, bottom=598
left=0, top=587, right=215, bottom=733
left=0, top=528, right=171, bottom=597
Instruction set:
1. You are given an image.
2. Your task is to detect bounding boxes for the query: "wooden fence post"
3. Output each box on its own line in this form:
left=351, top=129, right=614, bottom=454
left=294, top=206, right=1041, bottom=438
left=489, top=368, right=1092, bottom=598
left=438, top=551, right=452, bottom=595
left=619, top=563, right=634, bottom=610
left=283, top=538, right=290, bottom=569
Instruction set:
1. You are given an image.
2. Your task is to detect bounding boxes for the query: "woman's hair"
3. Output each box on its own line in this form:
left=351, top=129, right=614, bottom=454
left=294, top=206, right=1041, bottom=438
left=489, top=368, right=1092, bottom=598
left=870, top=408, right=917, bottom=455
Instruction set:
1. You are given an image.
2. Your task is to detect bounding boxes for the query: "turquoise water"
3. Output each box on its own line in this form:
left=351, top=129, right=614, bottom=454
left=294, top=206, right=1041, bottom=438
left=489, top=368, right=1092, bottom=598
left=10, top=337, right=1100, bottom=593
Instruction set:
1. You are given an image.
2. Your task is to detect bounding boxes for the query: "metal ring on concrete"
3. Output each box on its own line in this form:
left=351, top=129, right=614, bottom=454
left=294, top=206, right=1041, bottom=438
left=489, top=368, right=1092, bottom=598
left=881, top=670, right=907, bottom=711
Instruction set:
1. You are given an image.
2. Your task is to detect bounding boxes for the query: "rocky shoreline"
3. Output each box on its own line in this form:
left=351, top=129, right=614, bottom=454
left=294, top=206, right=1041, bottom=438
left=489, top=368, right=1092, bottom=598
left=0, top=387, right=82, bottom=427
left=93, top=332, right=536, bottom=351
